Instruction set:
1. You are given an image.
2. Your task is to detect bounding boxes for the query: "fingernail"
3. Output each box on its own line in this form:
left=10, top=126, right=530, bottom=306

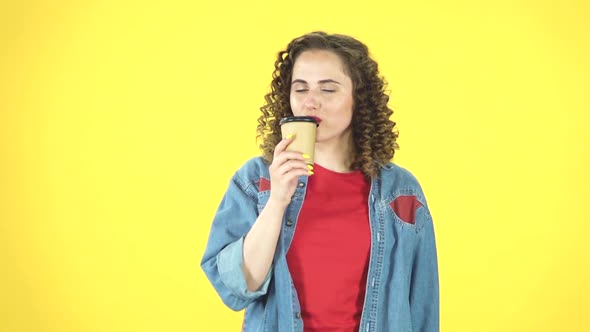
left=285, top=134, right=294, bottom=139
left=308, top=170, right=314, bottom=175
left=307, top=164, right=314, bottom=170
left=302, top=153, right=310, bottom=159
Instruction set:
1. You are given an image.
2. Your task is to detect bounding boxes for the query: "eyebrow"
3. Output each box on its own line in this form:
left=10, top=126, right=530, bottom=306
left=291, top=79, right=342, bottom=85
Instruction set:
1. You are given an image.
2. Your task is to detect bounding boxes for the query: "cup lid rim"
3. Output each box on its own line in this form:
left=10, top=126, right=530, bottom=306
left=279, top=116, right=319, bottom=126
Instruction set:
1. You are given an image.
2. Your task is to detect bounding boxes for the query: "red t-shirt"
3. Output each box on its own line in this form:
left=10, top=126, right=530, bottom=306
left=286, top=163, right=371, bottom=332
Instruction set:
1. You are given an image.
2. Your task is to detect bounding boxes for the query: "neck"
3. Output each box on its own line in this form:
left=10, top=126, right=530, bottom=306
left=313, top=132, right=356, bottom=173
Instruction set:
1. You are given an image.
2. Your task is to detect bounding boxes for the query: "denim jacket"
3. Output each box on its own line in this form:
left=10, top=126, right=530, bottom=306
left=201, top=157, right=439, bottom=332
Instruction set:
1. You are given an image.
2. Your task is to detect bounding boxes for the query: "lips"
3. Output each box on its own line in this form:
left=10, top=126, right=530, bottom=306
left=309, top=116, right=322, bottom=124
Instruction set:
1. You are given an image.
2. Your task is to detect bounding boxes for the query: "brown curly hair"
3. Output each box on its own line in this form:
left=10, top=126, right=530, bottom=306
left=256, top=31, right=399, bottom=179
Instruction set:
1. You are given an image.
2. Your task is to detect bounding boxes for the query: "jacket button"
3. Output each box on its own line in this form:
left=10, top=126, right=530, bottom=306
left=298, top=181, right=305, bottom=188
left=286, top=219, right=294, bottom=227
left=295, top=312, right=301, bottom=319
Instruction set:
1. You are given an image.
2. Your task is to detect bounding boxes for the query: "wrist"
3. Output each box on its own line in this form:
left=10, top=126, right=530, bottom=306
left=267, top=195, right=290, bottom=210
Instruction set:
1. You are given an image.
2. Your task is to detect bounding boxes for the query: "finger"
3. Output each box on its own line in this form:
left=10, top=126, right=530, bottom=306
left=280, top=168, right=313, bottom=182
left=276, top=159, right=311, bottom=176
left=273, top=134, right=296, bottom=159
left=273, top=151, right=307, bottom=167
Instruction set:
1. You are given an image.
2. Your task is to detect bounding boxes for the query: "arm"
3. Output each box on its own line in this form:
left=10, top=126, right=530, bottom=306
left=242, top=135, right=310, bottom=292
left=200, top=174, right=271, bottom=311
left=242, top=197, right=288, bottom=292
left=201, top=136, right=310, bottom=311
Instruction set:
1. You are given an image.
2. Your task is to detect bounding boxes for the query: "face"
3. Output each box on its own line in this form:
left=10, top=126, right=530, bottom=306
left=290, top=49, right=354, bottom=144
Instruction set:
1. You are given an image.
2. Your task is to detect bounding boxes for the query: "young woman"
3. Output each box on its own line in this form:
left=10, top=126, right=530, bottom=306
left=201, top=31, right=439, bottom=332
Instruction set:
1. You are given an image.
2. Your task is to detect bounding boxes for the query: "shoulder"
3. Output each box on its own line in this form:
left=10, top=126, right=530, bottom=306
left=235, top=156, right=270, bottom=177
left=232, top=156, right=271, bottom=193
left=378, top=162, right=423, bottom=191
left=377, top=162, right=430, bottom=204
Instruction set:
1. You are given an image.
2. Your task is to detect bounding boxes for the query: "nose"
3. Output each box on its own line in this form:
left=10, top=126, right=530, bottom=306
left=303, top=91, right=320, bottom=111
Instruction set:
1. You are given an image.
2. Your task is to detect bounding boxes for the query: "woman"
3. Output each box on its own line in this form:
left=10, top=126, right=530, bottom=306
left=201, top=31, right=439, bottom=332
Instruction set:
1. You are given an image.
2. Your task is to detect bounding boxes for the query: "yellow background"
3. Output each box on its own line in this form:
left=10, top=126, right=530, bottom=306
left=1, top=0, right=589, bottom=331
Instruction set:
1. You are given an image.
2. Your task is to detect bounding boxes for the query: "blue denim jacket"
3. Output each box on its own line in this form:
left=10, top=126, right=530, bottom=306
left=201, top=157, right=439, bottom=332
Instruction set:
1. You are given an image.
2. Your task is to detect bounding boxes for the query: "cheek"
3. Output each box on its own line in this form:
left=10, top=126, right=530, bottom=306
left=335, top=96, right=354, bottom=117
left=289, top=94, right=301, bottom=113
left=340, top=99, right=354, bottom=126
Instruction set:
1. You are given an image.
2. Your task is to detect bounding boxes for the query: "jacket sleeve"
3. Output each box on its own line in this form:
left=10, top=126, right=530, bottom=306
left=200, top=173, right=272, bottom=311
left=410, top=205, right=440, bottom=331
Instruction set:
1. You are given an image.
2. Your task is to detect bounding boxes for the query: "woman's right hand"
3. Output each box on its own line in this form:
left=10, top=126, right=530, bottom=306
left=268, top=135, right=312, bottom=207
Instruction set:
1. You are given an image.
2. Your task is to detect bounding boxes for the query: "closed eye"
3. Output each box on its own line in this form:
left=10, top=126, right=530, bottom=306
left=295, top=89, right=309, bottom=93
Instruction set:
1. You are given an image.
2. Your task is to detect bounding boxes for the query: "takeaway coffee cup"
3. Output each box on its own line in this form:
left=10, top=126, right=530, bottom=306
left=279, top=116, right=319, bottom=165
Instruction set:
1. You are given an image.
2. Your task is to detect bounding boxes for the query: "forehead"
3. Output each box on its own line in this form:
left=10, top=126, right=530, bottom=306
left=292, top=50, right=349, bottom=81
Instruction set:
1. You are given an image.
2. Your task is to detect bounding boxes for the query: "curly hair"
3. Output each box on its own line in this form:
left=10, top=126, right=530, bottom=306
left=256, top=31, right=399, bottom=179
